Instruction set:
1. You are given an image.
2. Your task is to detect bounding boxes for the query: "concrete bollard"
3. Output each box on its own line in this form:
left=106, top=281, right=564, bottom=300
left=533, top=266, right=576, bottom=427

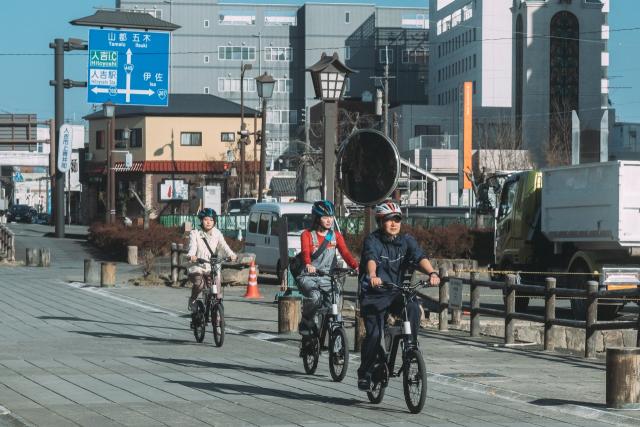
left=39, top=248, right=51, bottom=267
left=26, top=248, right=40, bottom=266
left=84, top=259, right=100, bottom=285
left=127, top=246, right=138, bottom=265
left=278, top=296, right=301, bottom=334
left=606, top=347, right=640, bottom=409
left=101, top=262, right=116, bottom=287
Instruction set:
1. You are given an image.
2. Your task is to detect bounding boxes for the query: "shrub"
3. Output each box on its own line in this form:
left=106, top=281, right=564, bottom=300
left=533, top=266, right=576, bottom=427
left=88, top=222, right=184, bottom=276
left=343, top=223, right=478, bottom=260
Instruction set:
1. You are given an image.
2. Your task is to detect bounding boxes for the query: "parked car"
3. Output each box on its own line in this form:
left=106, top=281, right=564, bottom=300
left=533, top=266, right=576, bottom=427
left=245, top=202, right=313, bottom=277
left=34, top=213, right=51, bottom=225
left=7, top=205, right=36, bottom=223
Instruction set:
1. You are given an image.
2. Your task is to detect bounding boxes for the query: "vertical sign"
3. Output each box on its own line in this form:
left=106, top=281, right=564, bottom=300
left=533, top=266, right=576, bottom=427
left=463, top=81, right=473, bottom=190
left=57, top=124, right=73, bottom=173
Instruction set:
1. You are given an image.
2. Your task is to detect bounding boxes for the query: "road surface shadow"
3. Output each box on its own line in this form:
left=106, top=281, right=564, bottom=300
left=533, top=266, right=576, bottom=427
left=139, top=356, right=309, bottom=378
left=529, top=398, right=606, bottom=410
left=72, top=330, right=195, bottom=345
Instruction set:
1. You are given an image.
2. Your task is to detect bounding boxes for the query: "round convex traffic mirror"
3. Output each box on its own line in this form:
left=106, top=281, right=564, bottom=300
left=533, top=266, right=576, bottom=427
left=336, top=129, right=400, bottom=205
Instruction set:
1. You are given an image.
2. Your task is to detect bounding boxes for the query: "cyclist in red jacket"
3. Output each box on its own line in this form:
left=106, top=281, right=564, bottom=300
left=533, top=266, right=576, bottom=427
left=297, top=200, right=359, bottom=334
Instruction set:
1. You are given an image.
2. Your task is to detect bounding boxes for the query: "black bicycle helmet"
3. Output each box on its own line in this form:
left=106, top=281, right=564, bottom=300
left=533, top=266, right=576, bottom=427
left=197, top=208, right=217, bottom=222
left=311, top=200, right=335, bottom=217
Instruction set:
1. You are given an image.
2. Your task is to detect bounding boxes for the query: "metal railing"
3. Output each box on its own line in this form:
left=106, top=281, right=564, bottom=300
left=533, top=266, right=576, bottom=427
left=431, top=265, right=640, bottom=358
left=408, top=134, right=459, bottom=150
left=0, top=224, right=15, bottom=261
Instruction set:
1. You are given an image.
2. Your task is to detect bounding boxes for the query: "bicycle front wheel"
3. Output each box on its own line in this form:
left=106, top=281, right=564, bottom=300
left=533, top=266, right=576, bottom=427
left=366, top=360, right=388, bottom=404
left=193, top=300, right=206, bottom=343
left=212, top=302, right=225, bottom=347
left=302, top=336, right=320, bottom=374
left=402, top=348, right=427, bottom=414
left=328, top=327, right=349, bottom=382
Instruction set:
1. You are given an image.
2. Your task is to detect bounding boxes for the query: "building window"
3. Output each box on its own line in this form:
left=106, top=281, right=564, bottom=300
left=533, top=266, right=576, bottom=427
left=402, top=49, right=427, bottom=64
left=221, top=132, right=235, bottom=142
left=204, top=55, right=210, bottom=64
left=218, top=77, right=256, bottom=93
left=129, top=128, right=142, bottom=148
left=203, top=86, right=210, bottom=94
left=401, top=13, right=428, bottom=29
left=204, top=19, right=210, bottom=28
left=264, top=10, right=296, bottom=26
left=218, top=10, right=256, bottom=25
left=181, top=132, right=202, bottom=146
left=379, top=48, right=393, bottom=64
left=345, top=12, right=350, bottom=24
left=463, top=3, right=473, bottom=21
left=345, top=46, right=351, bottom=60
left=218, top=46, right=256, bottom=61
left=96, top=130, right=104, bottom=149
left=473, top=54, right=477, bottom=68
left=267, top=110, right=297, bottom=125
left=265, top=47, right=292, bottom=62
left=274, top=78, right=292, bottom=94
left=344, top=77, right=350, bottom=93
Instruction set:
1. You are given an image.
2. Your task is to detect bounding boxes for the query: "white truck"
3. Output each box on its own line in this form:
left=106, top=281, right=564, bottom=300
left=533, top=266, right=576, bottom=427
left=494, top=161, right=640, bottom=319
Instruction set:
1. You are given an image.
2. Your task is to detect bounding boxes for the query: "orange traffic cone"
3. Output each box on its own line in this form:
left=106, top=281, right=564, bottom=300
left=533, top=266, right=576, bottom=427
left=243, top=260, right=263, bottom=299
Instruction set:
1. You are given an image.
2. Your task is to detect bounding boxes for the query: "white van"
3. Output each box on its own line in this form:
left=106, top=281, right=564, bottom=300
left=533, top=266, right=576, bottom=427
left=245, top=202, right=313, bottom=276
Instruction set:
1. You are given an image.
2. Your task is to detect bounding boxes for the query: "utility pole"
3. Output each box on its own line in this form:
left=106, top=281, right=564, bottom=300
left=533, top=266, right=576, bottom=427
left=370, top=45, right=395, bottom=137
left=239, top=63, right=252, bottom=197
left=49, top=38, right=87, bottom=237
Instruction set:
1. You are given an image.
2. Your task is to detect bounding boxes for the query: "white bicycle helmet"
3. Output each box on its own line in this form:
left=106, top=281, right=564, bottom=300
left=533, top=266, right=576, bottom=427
left=374, top=201, right=402, bottom=220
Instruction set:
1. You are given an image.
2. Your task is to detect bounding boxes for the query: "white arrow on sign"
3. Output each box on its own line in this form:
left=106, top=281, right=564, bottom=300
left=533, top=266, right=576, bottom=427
left=91, top=87, right=155, bottom=96
left=125, top=48, right=133, bottom=102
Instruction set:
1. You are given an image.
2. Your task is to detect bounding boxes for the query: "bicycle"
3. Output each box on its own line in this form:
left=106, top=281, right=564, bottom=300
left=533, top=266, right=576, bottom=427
left=365, top=280, right=429, bottom=414
left=299, top=267, right=357, bottom=382
left=191, top=256, right=230, bottom=347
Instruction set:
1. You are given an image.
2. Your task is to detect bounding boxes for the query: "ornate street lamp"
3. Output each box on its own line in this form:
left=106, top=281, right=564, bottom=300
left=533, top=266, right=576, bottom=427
left=306, top=52, right=355, bottom=202
left=255, top=72, right=275, bottom=202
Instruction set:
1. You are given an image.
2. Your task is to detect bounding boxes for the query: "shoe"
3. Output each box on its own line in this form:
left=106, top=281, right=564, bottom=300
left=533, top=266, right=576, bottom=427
left=358, top=375, right=372, bottom=391
left=298, top=318, right=314, bottom=336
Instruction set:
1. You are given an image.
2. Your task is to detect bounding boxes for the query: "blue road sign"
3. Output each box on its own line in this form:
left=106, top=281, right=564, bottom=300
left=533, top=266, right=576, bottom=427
left=87, top=29, right=170, bottom=107
left=13, top=172, right=24, bottom=183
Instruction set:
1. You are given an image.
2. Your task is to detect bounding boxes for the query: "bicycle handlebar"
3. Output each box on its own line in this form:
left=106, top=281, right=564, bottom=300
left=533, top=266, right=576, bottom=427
left=300, top=268, right=358, bottom=278
left=195, top=256, right=232, bottom=265
left=380, top=280, right=430, bottom=291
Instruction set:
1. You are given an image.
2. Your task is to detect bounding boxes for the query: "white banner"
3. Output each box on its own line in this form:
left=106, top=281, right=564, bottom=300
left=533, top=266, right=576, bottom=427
left=57, top=124, right=73, bottom=173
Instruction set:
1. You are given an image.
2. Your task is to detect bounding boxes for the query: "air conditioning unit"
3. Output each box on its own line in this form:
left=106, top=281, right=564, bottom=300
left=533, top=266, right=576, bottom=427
left=85, top=152, right=94, bottom=161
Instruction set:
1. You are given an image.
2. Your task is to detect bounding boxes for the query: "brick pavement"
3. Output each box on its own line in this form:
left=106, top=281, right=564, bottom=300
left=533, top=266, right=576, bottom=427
left=1, top=223, right=639, bottom=426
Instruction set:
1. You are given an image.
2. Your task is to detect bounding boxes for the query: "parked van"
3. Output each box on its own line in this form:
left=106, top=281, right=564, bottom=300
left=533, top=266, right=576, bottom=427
left=245, top=202, right=313, bottom=276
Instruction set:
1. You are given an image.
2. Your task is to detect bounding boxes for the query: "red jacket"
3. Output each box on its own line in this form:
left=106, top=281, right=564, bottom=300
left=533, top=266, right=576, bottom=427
left=300, top=229, right=359, bottom=269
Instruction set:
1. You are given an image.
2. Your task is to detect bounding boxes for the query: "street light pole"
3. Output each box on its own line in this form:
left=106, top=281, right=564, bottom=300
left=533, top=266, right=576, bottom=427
left=53, top=38, right=65, bottom=237
left=255, top=72, right=275, bottom=202
left=103, top=102, right=116, bottom=224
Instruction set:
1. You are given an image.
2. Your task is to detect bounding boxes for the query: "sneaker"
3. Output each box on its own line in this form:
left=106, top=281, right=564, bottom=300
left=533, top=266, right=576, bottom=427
left=188, top=300, right=195, bottom=312
left=298, top=318, right=314, bottom=336
left=357, top=374, right=372, bottom=391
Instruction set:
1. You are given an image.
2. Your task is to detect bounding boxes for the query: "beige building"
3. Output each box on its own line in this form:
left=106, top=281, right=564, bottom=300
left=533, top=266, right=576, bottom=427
left=82, top=94, right=261, bottom=223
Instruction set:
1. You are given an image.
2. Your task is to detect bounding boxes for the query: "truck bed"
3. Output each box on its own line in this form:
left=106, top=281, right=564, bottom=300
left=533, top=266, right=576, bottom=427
left=541, top=161, right=640, bottom=249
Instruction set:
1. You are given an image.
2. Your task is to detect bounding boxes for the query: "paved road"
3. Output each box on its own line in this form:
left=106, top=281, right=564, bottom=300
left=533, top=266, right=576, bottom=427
left=1, top=223, right=639, bottom=426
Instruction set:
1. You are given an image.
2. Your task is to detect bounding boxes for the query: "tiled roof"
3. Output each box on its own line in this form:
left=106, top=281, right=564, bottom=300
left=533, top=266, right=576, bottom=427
left=87, top=160, right=259, bottom=174
left=269, top=177, right=297, bottom=197
left=70, top=10, right=180, bottom=31
left=83, top=94, right=260, bottom=120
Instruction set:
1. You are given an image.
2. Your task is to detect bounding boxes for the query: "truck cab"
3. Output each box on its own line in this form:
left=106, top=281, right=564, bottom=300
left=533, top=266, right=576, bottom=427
left=494, top=170, right=542, bottom=270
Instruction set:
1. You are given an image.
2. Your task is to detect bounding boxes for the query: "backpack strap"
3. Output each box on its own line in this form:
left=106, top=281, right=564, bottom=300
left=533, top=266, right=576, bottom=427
left=310, top=230, right=333, bottom=261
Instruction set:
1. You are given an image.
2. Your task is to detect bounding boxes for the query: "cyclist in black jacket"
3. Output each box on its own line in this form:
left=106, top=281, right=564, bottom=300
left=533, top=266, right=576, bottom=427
left=357, top=201, right=440, bottom=391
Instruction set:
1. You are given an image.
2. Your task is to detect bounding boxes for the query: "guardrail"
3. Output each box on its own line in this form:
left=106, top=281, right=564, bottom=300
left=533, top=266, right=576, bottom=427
left=0, top=224, right=15, bottom=261
left=431, top=266, right=640, bottom=358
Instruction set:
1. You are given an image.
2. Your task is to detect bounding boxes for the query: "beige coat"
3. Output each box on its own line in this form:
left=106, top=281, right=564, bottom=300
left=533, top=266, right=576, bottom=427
left=186, top=228, right=235, bottom=275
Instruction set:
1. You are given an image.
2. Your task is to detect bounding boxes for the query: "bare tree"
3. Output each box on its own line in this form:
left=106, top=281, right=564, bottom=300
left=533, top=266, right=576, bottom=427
left=474, top=114, right=532, bottom=172
left=545, top=97, right=573, bottom=167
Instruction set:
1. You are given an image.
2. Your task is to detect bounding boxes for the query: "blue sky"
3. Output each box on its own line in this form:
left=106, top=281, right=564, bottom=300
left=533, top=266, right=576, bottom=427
left=0, top=0, right=637, bottom=123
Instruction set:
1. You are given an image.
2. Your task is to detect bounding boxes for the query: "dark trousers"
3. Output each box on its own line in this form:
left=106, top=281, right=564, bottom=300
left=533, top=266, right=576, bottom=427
left=357, top=292, right=421, bottom=378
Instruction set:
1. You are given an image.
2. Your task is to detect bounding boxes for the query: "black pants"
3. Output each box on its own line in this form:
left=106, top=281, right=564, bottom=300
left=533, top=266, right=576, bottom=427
left=357, top=292, right=421, bottom=379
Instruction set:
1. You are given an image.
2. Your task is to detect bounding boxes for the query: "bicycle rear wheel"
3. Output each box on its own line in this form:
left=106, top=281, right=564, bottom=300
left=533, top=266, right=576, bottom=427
left=212, top=302, right=225, bottom=347
left=366, top=361, right=388, bottom=404
left=328, top=327, right=349, bottom=382
left=402, top=348, right=427, bottom=414
left=193, top=300, right=206, bottom=343
left=302, top=336, right=320, bottom=374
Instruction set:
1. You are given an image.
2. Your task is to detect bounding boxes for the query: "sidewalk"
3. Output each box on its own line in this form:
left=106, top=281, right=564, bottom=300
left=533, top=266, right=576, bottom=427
left=110, top=282, right=640, bottom=426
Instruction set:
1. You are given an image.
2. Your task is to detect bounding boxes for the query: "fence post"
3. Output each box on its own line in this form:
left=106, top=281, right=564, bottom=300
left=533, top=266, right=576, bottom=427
left=177, top=244, right=185, bottom=284
left=439, top=266, right=449, bottom=332
left=470, top=271, right=480, bottom=337
left=637, top=304, right=640, bottom=347
left=452, top=263, right=463, bottom=326
left=585, top=280, right=599, bottom=359
left=544, top=277, right=556, bottom=351
left=9, top=232, right=15, bottom=261
left=171, top=243, right=178, bottom=286
left=505, top=274, right=516, bottom=345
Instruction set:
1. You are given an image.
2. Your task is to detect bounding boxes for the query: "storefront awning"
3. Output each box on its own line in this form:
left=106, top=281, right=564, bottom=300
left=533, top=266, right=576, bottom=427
left=85, top=160, right=259, bottom=175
